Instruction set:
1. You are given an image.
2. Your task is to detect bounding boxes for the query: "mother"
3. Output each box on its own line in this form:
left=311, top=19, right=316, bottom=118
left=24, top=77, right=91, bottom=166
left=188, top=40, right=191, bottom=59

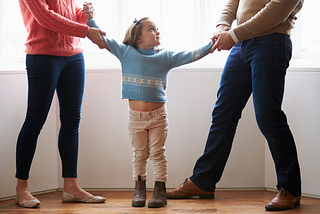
left=16, top=0, right=106, bottom=208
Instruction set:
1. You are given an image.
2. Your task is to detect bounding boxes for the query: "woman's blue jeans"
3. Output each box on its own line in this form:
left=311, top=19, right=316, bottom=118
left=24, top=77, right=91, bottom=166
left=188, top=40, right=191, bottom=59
left=16, top=53, right=85, bottom=179
left=191, top=33, right=301, bottom=197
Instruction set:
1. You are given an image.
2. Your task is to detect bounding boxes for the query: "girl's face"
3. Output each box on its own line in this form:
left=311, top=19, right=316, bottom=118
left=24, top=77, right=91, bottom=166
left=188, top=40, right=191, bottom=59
left=137, top=19, right=160, bottom=50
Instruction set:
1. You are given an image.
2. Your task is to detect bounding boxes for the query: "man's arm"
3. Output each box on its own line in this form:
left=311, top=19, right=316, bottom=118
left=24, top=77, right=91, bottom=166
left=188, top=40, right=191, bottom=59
left=233, top=0, right=301, bottom=42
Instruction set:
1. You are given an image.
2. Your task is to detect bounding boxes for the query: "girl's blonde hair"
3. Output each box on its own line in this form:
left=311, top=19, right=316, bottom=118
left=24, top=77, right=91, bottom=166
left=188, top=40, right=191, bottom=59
left=123, top=17, right=160, bottom=51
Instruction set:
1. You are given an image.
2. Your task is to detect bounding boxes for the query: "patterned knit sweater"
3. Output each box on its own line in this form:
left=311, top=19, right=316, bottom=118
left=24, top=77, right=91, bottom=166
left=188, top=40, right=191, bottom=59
left=87, top=19, right=212, bottom=103
left=18, top=0, right=89, bottom=56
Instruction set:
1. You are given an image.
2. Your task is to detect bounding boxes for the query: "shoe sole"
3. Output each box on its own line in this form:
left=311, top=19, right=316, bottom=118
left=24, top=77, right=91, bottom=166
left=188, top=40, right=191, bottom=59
left=265, top=201, right=300, bottom=211
left=132, top=203, right=145, bottom=207
left=147, top=201, right=167, bottom=208
left=166, top=194, right=214, bottom=199
left=131, top=200, right=146, bottom=207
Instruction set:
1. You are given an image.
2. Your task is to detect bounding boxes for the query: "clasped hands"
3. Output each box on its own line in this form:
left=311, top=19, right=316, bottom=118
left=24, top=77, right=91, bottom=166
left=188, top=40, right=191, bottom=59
left=83, top=2, right=108, bottom=49
left=210, top=25, right=235, bottom=53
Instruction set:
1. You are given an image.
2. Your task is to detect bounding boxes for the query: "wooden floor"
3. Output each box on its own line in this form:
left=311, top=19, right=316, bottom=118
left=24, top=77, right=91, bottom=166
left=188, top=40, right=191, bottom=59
left=0, top=190, right=319, bottom=214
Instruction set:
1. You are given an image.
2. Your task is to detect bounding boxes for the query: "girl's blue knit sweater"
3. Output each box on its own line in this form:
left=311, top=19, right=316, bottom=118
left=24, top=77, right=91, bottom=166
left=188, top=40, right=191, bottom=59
left=87, top=19, right=212, bottom=103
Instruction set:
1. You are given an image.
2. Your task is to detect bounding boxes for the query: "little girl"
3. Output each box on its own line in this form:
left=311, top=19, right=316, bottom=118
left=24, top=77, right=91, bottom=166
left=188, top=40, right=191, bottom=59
left=86, top=17, right=213, bottom=208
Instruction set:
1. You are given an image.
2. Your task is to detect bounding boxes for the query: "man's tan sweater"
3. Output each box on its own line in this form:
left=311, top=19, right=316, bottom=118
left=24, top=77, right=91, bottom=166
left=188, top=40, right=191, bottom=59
left=217, top=0, right=304, bottom=42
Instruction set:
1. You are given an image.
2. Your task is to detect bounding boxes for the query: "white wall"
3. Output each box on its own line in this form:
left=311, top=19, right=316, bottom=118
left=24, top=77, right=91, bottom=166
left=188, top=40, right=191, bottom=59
left=0, top=67, right=319, bottom=200
left=76, top=68, right=265, bottom=190
left=0, top=73, right=59, bottom=199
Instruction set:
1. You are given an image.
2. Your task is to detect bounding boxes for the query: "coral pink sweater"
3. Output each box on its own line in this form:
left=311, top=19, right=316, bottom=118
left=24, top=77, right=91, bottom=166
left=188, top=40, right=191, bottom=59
left=18, top=0, right=89, bottom=56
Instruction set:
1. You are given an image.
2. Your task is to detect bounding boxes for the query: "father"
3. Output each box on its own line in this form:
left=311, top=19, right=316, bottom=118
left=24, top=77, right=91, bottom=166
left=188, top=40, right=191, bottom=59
left=166, top=0, right=304, bottom=211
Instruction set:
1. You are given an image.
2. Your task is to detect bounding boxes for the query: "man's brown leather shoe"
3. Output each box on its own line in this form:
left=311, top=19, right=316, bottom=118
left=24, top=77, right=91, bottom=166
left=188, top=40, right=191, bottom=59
left=265, top=187, right=301, bottom=211
left=166, top=178, right=214, bottom=199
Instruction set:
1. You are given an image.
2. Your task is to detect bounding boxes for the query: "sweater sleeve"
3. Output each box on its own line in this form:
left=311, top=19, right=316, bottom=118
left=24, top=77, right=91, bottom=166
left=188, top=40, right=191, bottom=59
left=216, top=0, right=239, bottom=27
left=168, top=41, right=212, bottom=68
left=233, top=0, right=302, bottom=42
left=217, top=0, right=303, bottom=42
left=75, top=4, right=87, bottom=24
left=86, top=19, right=128, bottom=60
left=20, top=0, right=88, bottom=38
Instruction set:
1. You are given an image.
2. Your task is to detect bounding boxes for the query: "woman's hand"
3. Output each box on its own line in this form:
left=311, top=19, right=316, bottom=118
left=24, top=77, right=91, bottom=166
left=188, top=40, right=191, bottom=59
left=87, top=28, right=108, bottom=49
left=83, top=2, right=95, bottom=20
left=83, top=2, right=109, bottom=50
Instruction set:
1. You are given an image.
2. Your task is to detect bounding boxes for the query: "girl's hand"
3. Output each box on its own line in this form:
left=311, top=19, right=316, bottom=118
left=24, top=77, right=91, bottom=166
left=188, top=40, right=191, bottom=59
left=83, top=2, right=95, bottom=20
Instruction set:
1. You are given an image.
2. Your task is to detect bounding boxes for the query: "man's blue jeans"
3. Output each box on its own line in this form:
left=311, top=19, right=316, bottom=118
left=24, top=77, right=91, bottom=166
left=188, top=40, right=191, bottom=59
left=16, top=53, right=85, bottom=179
left=191, top=33, right=301, bottom=197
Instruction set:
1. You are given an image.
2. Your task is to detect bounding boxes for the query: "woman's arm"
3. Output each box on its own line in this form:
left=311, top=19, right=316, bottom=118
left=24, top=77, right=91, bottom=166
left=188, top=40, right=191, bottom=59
left=75, top=4, right=87, bottom=24
left=20, top=0, right=88, bottom=37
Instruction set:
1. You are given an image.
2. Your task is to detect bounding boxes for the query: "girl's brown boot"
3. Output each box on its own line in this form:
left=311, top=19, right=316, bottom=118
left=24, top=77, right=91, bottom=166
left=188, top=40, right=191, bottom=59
left=131, top=175, right=146, bottom=207
left=148, top=181, right=167, bottom=208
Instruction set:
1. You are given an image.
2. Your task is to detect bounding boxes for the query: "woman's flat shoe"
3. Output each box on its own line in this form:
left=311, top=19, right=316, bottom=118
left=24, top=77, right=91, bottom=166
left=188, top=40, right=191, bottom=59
left=15, top=198, right=41, bottom=208
left=62, top=191, right=106, bottom=203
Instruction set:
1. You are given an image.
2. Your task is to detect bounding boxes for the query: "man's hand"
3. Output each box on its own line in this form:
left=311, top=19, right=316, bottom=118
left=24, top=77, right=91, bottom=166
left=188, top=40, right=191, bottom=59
left=87, top=28, right=108, bottom=49
left=83, top=2, right=94, bottom=20
left=215, top=24, right=231, bottom=35
left=210, top=24, right=234, bottom=53
left=211, top=31, right=235, bottom=52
